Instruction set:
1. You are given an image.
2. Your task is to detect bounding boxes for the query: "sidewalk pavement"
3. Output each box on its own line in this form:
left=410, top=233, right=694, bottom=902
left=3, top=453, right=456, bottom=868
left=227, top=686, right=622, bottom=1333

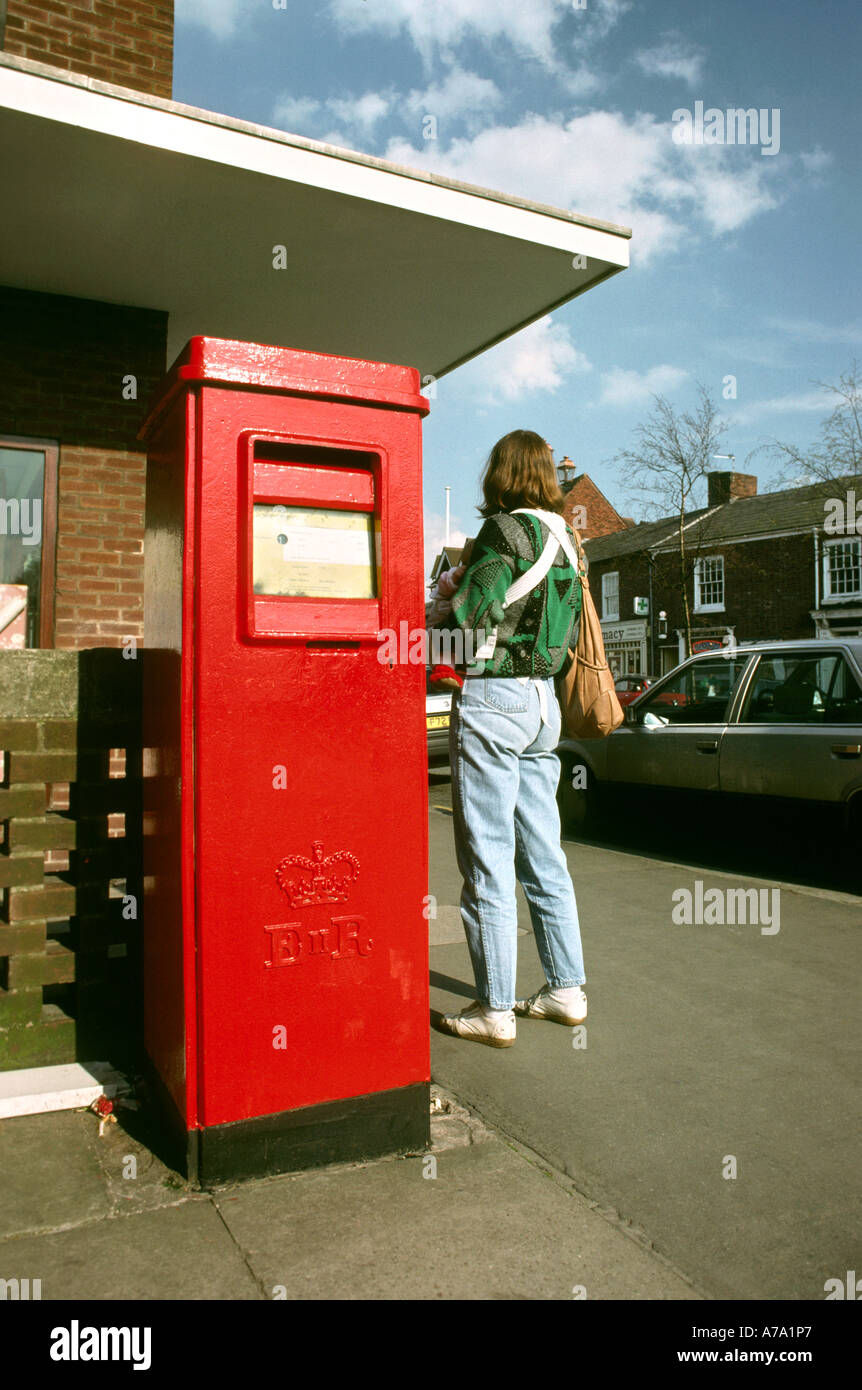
left=0, top=1081, right=701, bottom=1301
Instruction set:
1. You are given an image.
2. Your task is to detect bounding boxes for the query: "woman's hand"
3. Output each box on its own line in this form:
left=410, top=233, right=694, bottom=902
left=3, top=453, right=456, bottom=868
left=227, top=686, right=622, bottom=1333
left=437, top=562, right=466, bottom=598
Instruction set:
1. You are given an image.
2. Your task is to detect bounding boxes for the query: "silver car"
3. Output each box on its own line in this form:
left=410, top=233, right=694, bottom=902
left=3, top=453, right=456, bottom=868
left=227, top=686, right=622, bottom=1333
left=557, top=639, right=862, bottom=846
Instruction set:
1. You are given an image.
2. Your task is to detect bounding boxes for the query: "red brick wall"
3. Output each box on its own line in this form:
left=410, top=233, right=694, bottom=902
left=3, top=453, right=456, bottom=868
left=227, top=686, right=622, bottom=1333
left=3, top=0, right=174, bottom=101
left=0, top=286, right=168, bottom=649
left=707, top=471, right=758, bottom=506
left=54, top=448, right=146, bottom=648
left=562, top=474, right=631, bottom=539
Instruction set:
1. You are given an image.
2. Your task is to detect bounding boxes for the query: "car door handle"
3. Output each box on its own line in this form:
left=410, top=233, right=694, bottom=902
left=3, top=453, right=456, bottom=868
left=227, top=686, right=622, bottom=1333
left=696, top=740, right=718, bottom=753
left=831, top=743, right=862, bottom=758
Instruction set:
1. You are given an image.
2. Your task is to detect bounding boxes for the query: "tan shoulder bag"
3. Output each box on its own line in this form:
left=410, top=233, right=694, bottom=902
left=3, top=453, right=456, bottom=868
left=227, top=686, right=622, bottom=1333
left=555, top=527, right=624, bottom=740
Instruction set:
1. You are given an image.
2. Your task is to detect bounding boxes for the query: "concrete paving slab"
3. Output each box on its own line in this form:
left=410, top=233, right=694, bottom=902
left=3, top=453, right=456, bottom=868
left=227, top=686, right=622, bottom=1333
left=0, top=1102, right=196, bottom=1240
left=213, top=1135, right=699, bottom=1301
left=0, top=1110, right=109, bottom=1239
left=0, top=1199, right=261, bottom=1300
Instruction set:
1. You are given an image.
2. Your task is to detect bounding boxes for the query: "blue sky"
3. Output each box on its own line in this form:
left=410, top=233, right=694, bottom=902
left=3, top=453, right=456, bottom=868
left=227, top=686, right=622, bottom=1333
left=173, top=0, right=861, bottom=570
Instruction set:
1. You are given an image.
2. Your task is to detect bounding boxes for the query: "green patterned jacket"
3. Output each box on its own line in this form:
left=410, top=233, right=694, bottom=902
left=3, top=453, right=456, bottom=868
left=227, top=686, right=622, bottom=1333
left=451, top=510, right=583, bottom=678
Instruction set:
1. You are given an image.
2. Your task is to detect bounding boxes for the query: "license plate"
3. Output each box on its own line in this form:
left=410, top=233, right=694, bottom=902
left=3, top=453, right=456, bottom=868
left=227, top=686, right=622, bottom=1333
left=426, top=714, right=449, bottom=730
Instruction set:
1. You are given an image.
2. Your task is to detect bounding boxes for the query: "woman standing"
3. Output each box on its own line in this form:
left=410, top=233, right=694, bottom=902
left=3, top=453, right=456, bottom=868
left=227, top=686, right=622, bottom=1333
left=438, top=431, right=587, bottom=1048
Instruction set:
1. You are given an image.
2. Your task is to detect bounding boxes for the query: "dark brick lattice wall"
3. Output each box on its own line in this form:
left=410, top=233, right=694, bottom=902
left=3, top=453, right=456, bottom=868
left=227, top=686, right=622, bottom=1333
left=0, top=650, right=142, bottom=1071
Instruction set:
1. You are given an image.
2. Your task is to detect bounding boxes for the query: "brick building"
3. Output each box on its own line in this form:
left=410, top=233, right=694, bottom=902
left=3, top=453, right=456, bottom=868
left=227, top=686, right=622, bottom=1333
left=584, top=471, right=862, bottom=679
left=557, top=459, right=633, bottom=539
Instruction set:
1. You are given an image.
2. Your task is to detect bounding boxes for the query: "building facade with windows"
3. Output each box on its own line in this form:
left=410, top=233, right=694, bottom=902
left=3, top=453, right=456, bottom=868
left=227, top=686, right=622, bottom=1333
left=584, top=472, right=862, bottom=679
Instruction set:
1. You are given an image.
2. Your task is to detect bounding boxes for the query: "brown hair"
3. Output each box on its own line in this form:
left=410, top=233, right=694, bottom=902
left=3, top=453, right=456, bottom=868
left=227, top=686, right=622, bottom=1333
left=479, top=430, right=565, bottom=519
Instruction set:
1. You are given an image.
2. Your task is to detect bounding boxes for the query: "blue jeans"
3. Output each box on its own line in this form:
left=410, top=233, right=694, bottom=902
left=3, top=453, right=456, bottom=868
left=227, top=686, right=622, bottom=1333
left=449, top=675, right=586, bottom=1010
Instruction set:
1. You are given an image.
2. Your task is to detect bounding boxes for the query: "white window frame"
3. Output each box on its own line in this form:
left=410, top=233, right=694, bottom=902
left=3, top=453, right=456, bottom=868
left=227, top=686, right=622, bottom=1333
left=694, top=555, right=725, bottom=614
left=823, top=537, right=862, bottom=602
left=601, top=570, right=619, bottom=621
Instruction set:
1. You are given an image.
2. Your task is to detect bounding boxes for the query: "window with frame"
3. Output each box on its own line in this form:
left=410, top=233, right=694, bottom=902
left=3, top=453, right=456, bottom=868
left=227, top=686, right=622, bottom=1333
left=638, top=656, right=748, bottom=726
left=0, top=437, right=59, bottom=649
left=601, top=570, right=619, bottom=621
left=823, top=538, right=862, bottom=601
left=740, top=653, right=862, bottom=725
left=694, top=555, right=725, bottom=613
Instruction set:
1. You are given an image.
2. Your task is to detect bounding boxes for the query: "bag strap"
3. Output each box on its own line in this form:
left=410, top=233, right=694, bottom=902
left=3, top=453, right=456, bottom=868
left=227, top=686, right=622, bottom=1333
left=501, top=530, right=561, bottom=609
left=511, top=507, right=584, bottom=576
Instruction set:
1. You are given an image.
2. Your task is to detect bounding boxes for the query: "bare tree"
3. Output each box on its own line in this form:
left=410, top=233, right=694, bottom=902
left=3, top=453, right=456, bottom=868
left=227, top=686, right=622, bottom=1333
left=612, top=384, right=729, bottom=657
left=754, top=360, right=862, bottom=488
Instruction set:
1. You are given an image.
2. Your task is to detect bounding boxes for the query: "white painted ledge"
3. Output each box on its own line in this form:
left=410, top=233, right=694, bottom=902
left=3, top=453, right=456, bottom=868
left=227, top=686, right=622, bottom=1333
left=0, top=1062, right=130, bottom=1119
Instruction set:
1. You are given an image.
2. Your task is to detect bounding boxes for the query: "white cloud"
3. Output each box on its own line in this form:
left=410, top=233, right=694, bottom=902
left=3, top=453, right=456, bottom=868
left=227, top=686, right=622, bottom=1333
left=729, top=389, right=835, bottom=427
left=384, top=107, right=785, bottom=262
left=403, top=67, right=503, bottom=124
left=799, top=146, right=833, bottom=176
left=328, top=92, right=392, bottom=132
left=178, top=0, right=631, bottom=60
left=272, top=95, right=324, bottom=131
left=329, top=0, right=561, bottom=66
left=684, top=159, right=779, bottom=233
left=635, top=38, right=705, bottom=87
left=175, top=0, right=246, bottom=39
left=599, top=365, right=689, bottom=406
left=765, top=316, right=862, bottom=345
left=563, top=65, right=604, bottom=100
left=454, top=316, right=592, bottom=406
left=570, top=0, right=633, bottom=44
left=328, top=0, right=629, bottom=68
left=274, top=69, right=500, bottom=144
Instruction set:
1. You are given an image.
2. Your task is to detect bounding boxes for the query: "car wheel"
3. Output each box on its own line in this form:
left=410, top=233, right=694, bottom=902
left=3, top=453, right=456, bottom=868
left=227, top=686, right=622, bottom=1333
left=557, top=755, right=596, bottom=835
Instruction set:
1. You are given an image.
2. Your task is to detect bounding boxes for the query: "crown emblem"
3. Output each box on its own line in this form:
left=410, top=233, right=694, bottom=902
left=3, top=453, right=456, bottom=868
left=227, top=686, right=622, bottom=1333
left=275, top=840, right=360, bottom=909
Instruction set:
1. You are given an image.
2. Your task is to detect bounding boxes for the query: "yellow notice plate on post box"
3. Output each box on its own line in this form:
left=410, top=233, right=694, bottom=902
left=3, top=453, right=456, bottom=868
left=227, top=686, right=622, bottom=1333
left=253, top=505, right=377, bottom=598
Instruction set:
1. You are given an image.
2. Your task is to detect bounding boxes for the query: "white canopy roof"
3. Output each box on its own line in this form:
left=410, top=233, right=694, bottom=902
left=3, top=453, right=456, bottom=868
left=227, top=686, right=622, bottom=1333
left=0, top=54, right=630, bottom=374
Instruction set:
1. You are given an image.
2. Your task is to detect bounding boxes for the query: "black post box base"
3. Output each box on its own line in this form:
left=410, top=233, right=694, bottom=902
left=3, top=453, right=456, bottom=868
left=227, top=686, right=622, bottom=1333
left=143, top=1061, right=431, bottom=1187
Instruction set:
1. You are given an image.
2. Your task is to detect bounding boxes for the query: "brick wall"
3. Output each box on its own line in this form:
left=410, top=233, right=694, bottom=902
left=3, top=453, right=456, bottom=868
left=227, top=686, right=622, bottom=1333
left=562, top=474, right=631, bottom=539
left=0, top=286, right=168, bottom=649
left=708, top=471, right=758, bottom=506
left=0, top=650, right=142, bottom=1071
left=3, top=0, right=174, bottom=100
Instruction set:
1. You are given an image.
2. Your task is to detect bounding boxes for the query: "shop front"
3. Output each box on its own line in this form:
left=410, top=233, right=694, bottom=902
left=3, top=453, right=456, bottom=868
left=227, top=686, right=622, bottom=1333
left=601, top=619, right=648, bottom=680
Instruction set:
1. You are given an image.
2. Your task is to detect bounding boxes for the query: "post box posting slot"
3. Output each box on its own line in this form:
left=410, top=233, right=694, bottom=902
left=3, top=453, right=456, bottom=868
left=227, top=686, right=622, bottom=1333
left=243, top=436, right=383, bottom=642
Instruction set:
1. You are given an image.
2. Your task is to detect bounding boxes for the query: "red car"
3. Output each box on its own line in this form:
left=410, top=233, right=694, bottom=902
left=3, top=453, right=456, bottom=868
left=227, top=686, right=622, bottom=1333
left=614, top=674, right=654, bottom=706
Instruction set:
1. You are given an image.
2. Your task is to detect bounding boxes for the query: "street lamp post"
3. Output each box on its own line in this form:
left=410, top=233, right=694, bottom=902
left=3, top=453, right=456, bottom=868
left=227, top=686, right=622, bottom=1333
left=647, top=550, right=655, bottom=675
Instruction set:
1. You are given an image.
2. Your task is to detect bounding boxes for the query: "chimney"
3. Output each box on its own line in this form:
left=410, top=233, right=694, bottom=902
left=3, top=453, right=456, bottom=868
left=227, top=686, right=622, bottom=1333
left=708, top=471, right=757, bottom=507
left=3, top=0, right=175, bottom=101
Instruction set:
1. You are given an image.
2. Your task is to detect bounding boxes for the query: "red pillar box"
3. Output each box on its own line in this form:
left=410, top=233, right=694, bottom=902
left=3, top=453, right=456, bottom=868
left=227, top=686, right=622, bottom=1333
left=139, top=338, right=431, bottom=1184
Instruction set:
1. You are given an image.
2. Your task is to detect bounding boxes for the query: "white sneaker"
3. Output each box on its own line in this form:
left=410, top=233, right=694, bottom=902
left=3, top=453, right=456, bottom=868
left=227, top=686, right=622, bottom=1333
left=437, top=1001, right=516, bottom=1048
left=514, top=985, right=587, bottom=1026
